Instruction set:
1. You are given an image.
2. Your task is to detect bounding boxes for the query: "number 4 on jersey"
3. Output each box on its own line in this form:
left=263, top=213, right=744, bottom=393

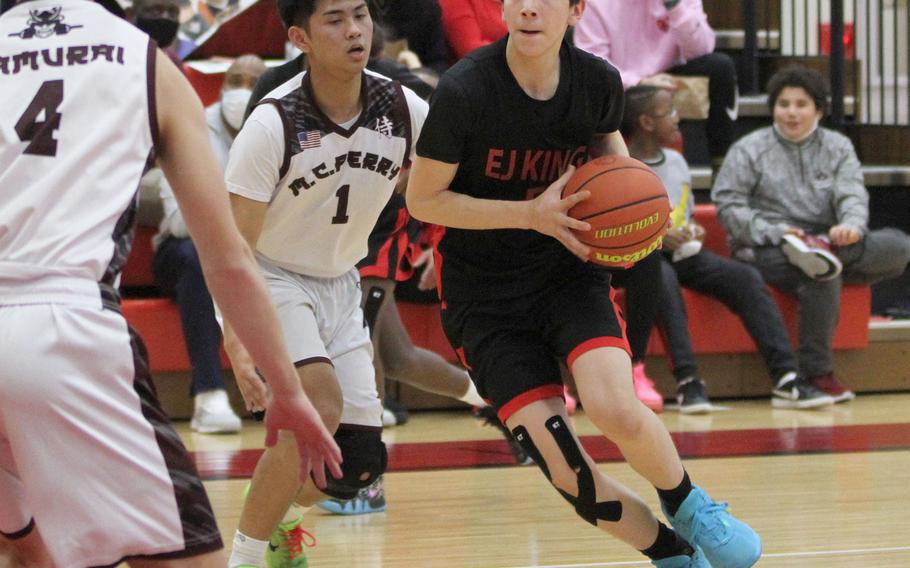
left=16, top=80, right=64, bottom=157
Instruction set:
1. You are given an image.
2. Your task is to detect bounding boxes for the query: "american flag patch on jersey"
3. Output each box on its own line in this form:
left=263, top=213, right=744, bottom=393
left=298, top=130, right=321, bottom=149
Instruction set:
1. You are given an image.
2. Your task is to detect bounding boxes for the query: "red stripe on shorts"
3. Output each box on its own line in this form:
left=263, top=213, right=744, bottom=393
left=498, top=384, right=565, bottom=423
left=566, top=336, right=632, bottom=370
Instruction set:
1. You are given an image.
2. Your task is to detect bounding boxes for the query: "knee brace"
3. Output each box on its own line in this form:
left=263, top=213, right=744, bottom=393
left=512, top=416, right=622, bottom=526
left=319, top=426, right=388, bottom=500
left=362, top=286, right=386, bottom=337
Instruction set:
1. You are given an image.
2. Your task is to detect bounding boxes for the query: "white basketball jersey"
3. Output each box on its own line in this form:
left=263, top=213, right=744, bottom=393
left=225, top=69, right=428, bottom=278
left=0, top=0, right=154, bottom=305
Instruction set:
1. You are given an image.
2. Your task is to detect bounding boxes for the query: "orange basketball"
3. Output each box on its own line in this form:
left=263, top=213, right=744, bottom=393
left=562, top=155, right=671, bottom=268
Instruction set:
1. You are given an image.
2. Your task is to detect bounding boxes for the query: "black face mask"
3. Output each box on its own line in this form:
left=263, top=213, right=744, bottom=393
left=137, top=17, right=179, bottom=47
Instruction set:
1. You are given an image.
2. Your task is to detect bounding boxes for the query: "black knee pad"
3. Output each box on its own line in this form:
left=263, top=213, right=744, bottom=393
left=513, top=416, right=622, bottom=526
left=318, top=426, right=388, bottom=500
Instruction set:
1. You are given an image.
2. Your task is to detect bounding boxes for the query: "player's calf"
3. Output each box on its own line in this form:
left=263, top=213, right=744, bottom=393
left=511, top=416, right=703, bottom=565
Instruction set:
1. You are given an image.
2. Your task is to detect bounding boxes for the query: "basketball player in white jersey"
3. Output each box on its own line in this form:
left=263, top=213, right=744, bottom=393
left=0, top=1, right=342, bottom=566
left=220, top=0, right=427, bottom=565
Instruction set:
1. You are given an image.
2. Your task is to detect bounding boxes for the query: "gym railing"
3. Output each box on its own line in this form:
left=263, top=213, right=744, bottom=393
left=741, top=0, right=909, bottom=129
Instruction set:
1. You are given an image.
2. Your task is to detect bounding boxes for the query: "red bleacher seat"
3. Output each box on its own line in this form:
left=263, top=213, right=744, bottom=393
left=121, top=225, right=157, bottom=288
left=122, top=299, right=230, bottom=372
left=119, top=203, right=868, bottom=375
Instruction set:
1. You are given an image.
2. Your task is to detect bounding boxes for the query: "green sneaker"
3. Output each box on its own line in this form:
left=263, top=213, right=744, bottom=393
left=266, top=516, right=315, bottom=568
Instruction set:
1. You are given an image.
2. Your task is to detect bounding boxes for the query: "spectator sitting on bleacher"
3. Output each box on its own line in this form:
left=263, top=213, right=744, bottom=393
left=128, top=0, right=182, bottom=65
left=368, top=0, right=449, bottom=76
left=244, top=23, right=435, bottom=121
left=573, top=0, right=737, bottom=168
left=369, top=22, right=437, bottom=99
left=438, top=0, right=507, bottom=63
left=603, top=252, right=667, bottom=413
left=712, top=65, right=910, bottom=403
left=152, top=55, right=267, bottom=433
left=623, top=85, right=834, bottom=411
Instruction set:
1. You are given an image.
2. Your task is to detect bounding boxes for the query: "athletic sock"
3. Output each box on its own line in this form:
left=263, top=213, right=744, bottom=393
left=640, top=521, right=695, bottom=560
left=458, top=376, right=487, bottom=407
left=657, top=470, right=693, bottom=517
left=228, top=531, right=269, bottom=568
left=282, top=503, right=312, bottom=524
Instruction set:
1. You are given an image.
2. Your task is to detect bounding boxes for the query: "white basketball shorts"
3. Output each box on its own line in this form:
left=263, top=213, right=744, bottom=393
left=0, top=303, right=222, bottom=567
left=259, top=261, right=382, bottom=428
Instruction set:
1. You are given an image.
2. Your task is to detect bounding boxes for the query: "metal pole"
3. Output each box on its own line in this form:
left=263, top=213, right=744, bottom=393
left=830, top=0, right=846, bottom=129
left=743, top=0, right=759, bottom=94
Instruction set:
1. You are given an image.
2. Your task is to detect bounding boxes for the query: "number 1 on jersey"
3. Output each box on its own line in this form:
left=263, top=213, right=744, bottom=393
left=332, top=184, right=350, bottom=224
left=16, top=80, right=64, bottom=157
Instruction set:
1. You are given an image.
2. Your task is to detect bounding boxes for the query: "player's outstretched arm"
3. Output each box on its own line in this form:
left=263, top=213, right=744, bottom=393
left=152, top=48, right=341, bottom=485
left=222, top=194, right=271, bottom=414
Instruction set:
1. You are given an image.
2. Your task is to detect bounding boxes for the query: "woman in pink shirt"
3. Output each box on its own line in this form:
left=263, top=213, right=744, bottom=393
left=439, top=0, right=508, bottom=62
left=575, top=0, right=737, bottom=165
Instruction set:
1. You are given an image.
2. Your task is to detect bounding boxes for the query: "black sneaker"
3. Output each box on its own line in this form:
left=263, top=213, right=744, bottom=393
left=473, top=406, right=533, bottom=465
left=772, top=375, right=835, bottom=409
left=382, top=395, right=410, bottom=427
left=676, top=377, right=712, bottom=414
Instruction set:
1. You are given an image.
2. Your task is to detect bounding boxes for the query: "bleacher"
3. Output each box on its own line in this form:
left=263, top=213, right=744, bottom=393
left=122, top=0, right=910, bottom=417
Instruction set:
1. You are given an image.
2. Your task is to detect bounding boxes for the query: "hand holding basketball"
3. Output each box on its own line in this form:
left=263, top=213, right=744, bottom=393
left=528, top=165, right=593, bottom=260
left=562, top=155, right=671, bottom=267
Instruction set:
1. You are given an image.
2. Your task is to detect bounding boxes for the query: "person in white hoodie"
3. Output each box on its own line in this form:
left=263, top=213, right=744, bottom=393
left=712, top=65, right=910, bottom=404
left=152, top=54, right=266, bottom=433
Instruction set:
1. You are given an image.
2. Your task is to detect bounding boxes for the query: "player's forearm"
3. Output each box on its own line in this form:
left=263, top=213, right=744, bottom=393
left=590, top=132, right=630, bottom=159
left=200, top=246, right=300, bottom=397
left=407, top=187, right=533, bottom=230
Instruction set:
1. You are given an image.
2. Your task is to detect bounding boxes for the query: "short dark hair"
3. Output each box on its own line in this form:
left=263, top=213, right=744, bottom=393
left=766, top=65, right=829, bottom=115
left=276, top=0, right=316, bottom=29
left=620, top=84, right=662, bottom=137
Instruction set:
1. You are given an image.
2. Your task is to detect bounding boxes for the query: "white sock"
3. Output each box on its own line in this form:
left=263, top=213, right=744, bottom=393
left=776, top=371, right=798, bottom=389
left=282, top=502, right=312, bottom=524
left=228, top=531, right=269, bottom=568
left=458, top=376, right=487, bottom=407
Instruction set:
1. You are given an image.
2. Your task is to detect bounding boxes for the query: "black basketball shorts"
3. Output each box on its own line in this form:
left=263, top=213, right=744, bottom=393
left=441, top=268, right=630, bottom=422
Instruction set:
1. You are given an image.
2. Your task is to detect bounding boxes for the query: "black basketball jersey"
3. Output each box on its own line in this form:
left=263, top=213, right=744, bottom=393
left=416, top=37, right=624, bottom=302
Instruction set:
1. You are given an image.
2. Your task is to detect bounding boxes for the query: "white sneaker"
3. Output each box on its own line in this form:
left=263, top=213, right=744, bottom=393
left=781, top=233, right=842, bottom=281
left=191, top=389, right=242, bottom=433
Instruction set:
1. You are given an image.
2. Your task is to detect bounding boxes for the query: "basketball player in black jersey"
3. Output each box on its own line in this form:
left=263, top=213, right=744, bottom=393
left=407, top=1, right=761, bottom=567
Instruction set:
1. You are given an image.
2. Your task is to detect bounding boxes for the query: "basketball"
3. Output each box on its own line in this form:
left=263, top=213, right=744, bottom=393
left=562, top=155, right=671, bottom=267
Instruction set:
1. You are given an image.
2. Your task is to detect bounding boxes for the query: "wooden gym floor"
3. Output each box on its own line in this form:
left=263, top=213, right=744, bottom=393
left=176, top=392, right=910, bottom=567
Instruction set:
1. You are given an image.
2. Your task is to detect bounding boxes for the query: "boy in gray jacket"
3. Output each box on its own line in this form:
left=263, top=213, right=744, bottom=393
left=712, top=65, right=910, bottom=401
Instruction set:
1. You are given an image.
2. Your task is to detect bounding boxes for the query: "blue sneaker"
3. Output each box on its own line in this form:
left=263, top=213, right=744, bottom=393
left=651, top=545, right=710, bottom=567
left=663, top=486, right=761, bottom=568
left=317, top=476, right=386, bottom=515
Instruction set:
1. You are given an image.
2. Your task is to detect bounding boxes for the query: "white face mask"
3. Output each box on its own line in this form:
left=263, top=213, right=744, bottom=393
left=220, top=88, right=252, bottom=131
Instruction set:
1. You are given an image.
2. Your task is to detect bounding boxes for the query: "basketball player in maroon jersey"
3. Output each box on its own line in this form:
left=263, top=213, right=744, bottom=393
left=0, top=1, right=340, bottom=566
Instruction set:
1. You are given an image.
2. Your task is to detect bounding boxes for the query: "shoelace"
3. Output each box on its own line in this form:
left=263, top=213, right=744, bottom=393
left=689, top=500, right=732, bottom=544
left=284, top=524, right=317, bottom=558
